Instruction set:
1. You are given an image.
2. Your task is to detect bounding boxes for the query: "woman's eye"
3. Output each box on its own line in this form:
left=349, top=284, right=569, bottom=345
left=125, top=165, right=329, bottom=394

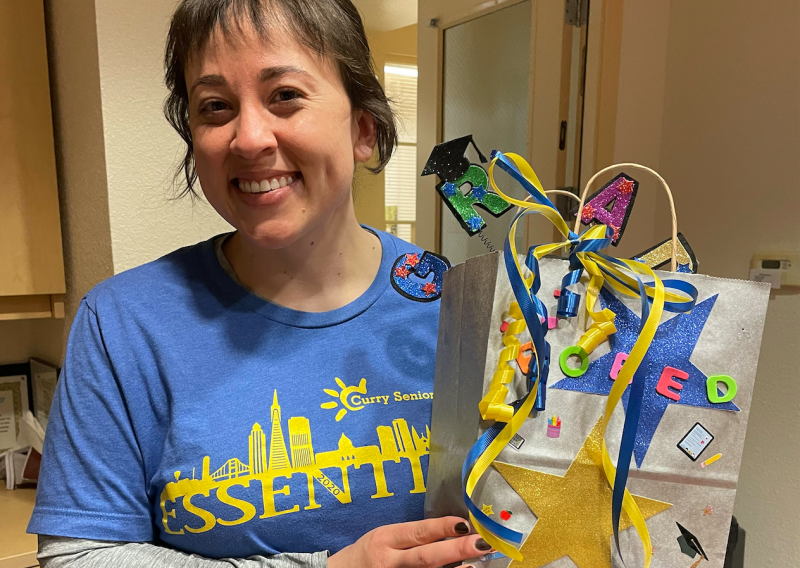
left=198, top=100, right=230, bottom=115
left=202, top=100, right=228, bottom=113
left=274, top=89, right=302, bottom=104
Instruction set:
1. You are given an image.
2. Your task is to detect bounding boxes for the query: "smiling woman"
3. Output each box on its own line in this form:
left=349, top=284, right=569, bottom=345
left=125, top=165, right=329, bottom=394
left=28, top=1, right=485, bottom=568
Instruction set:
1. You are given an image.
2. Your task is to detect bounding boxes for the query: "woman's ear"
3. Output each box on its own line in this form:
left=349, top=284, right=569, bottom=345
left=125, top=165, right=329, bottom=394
left=352, top=110, right=378, bottom=163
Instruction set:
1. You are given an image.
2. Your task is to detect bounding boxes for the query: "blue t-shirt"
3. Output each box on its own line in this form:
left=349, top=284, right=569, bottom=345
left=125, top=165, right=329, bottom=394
left=29, top=229, right=450, bottom=558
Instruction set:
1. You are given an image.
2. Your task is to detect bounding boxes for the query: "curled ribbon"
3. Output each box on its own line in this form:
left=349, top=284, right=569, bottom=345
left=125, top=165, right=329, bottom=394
left=479, top=303, right=527, bottom=422
left=461, top=150, right=698, bottom=566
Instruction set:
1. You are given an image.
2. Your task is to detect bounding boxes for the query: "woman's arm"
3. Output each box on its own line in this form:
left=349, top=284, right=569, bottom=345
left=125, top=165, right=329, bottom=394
left=38, top=536, right=328, bottom=568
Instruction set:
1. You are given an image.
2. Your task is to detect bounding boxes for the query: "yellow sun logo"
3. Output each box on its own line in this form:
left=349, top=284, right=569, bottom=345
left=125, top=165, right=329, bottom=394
left=321, top=377, right=367, bottom=422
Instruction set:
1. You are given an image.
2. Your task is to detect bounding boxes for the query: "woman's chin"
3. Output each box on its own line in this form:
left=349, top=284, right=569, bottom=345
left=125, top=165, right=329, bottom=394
left=235, top=221, right=308, bottom=251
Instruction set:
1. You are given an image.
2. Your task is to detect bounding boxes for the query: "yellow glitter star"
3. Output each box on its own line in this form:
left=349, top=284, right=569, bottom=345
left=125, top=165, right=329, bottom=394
left=494, top=417, right=672, bottom=568
left=481, top=503, right=494, bottom=516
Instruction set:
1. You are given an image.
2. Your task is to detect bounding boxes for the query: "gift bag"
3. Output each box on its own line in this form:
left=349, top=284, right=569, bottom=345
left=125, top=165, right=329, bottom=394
left=424, top=153, right=770, bottom=568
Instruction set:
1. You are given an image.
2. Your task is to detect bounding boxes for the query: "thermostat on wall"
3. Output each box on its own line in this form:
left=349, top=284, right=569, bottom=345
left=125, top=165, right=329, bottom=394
left=749, top=253, right=800, bottom=289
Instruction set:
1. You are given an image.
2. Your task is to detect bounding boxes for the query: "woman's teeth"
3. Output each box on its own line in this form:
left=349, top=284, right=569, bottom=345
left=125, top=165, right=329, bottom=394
left=238, top=175, right=294, bottom=194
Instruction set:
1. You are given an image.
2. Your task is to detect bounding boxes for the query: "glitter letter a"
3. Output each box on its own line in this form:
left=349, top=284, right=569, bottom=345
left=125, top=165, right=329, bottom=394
left=578, top=173, right=639, bottom=246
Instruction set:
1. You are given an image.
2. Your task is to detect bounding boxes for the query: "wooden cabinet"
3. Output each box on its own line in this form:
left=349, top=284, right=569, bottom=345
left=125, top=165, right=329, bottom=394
left=0, top=488, right=38, bottom=567
left=0, top=0, right=66, bottom=321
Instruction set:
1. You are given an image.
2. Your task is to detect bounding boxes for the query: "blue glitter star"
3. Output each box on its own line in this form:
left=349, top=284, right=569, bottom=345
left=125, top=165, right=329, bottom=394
left=471, top=185, right=487, bottom=201
left=467, top=216, right=484, bottom=231
left=442, top=182, right=457, bottom=197
left=552, top=289, right=738, bottom=468
left=677, top=263, right=692, bottom=273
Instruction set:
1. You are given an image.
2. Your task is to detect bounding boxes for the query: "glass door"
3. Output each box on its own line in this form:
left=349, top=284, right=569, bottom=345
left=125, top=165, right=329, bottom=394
left=440, top=1, right=533, bottom=265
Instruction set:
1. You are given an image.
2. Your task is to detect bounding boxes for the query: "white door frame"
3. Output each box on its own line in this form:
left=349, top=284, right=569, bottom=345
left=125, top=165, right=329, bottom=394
left=416, top=0, right=623, bottom=254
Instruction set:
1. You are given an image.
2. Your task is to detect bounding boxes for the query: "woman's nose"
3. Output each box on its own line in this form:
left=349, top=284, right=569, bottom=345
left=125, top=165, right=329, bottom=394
left=230, top=106, right=277, bottom=159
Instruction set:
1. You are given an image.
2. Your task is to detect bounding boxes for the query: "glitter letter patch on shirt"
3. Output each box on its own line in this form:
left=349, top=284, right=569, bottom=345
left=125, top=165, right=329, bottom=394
left=391, top=252, right=451, bottom=302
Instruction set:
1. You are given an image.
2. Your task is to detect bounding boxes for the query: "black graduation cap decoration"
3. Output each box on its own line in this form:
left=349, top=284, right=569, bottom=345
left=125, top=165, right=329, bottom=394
left=676, top=522, right=708, bottom=560
left=632, top=232, right=699, bottom=274
left=574, top=172, right=639, bottom=246
left=422, top=135, right=513, bottom=236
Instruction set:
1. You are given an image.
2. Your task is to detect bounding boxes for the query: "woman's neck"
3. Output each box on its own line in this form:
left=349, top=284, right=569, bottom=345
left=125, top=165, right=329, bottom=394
left=222, top=205, right=382, bottom=312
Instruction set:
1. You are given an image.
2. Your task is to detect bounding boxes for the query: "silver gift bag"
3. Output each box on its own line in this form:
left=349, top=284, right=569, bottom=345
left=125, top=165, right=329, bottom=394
left=424, top=155, right=770, bottom=568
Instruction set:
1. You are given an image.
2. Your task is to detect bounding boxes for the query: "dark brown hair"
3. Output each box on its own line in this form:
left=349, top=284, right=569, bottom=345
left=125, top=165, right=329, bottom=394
left=164, top=0, right=397, bottom=196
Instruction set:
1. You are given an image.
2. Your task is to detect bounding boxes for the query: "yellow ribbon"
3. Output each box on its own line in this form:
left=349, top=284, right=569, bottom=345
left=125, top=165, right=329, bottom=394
left=463, top=152, right=694, bottom=566
left=479, top=303, right=527, bottom=422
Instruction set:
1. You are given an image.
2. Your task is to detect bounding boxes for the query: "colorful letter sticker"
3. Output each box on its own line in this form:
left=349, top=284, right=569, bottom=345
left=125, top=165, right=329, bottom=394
left=632, top=232, right=699, bottom=274
left=577, top=173, right=639, bottom=246
left=707, top=375, right=737, bottom=403
left=390, top=252, right=451, bottom=302
left=421, top=136, right=513, bottom=236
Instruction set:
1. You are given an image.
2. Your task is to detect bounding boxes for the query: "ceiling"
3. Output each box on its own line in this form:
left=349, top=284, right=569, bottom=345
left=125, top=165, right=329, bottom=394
left=351, top=0, right=417, bottom=32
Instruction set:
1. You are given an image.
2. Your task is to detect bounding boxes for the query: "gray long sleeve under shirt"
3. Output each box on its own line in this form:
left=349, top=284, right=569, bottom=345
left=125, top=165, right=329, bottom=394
left=37, top=536, right=329, bottom=568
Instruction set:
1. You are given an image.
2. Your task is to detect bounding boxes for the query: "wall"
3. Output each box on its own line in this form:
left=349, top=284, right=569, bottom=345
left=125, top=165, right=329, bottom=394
left=606, top=0, right=670, bottom=260
left=38, top=0, right=233, bottom=357
left=355, top=24, right=418, bottom=232
left=94, top=0, right=232, bottom=275
left=617, top=1, right=800, bottom=565
left=43, top=0, right=113, bottom=351
left=655, top=2, right=800, bottom=565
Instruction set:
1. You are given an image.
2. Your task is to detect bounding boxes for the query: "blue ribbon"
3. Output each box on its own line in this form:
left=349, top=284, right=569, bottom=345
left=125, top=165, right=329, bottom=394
left=491, top=151, right=561, bottom=213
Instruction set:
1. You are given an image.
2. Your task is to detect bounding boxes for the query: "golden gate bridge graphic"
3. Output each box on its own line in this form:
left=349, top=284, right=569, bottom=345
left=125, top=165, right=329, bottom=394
left=160, top=390, right=431, bottom=533
left=210, top=458, right=250, bottom=481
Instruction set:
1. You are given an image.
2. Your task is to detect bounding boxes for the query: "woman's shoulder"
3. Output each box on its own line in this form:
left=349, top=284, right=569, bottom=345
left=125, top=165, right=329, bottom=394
left=82, top=236, right=221, bottom=315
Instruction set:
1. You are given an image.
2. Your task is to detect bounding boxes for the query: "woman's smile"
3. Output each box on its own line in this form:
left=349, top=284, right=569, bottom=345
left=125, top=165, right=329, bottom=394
left=230, top=171, right=303, bottom=207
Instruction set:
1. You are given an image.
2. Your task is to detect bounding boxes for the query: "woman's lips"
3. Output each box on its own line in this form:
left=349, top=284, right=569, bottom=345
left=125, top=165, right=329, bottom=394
left=230, top=175, right=300, bottom=207
left=234, top=172, right=301, bottom=194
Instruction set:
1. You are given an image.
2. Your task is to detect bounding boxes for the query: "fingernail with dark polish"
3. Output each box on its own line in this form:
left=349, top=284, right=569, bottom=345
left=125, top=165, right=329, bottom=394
left=475, top=538, right=492, bottom=552
left=454, top=522, right=470, bottom=535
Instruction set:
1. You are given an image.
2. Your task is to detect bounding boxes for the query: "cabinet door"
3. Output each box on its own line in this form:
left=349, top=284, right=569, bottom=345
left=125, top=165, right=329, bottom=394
left=0, top=0, right=65, bottom=298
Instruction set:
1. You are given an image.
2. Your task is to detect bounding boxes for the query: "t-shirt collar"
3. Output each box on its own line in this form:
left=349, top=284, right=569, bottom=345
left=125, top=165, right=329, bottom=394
left=197, top=226, right=396, bottom=328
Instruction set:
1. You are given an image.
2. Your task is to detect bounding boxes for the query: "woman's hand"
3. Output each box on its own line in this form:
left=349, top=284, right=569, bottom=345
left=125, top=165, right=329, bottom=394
left=327, top=517, right=490, bottom=568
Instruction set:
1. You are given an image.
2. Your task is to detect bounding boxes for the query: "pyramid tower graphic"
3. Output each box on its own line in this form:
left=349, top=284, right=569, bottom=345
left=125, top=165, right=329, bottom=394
left=268, top=390, right=291, bottom=470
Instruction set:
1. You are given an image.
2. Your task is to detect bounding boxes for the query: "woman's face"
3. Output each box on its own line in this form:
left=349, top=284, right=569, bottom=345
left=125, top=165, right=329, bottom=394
left=186, top=23, right=376, bottom=249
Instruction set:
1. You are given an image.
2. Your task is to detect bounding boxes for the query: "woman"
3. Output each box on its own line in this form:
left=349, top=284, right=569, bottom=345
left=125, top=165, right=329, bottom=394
left=29, top=0, right=488, bottom=566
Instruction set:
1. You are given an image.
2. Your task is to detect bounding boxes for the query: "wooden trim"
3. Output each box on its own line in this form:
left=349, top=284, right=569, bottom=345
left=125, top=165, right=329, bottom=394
left=556, top=22, right=574, bottom=189
left=0, top=550, right=38, bottom=568
left=0, top=0, right=66, bottom=297
left=522, top=1, right=538, bottom=248
left=593, top=0, right=624, bottom=172
left=438, top=0, right=529, bottom=30
left=433, top=25, right=444, bottom=254
left=0, top=295, right=57, bottom=321
left=0, top=487, right=38, bottom=568
left=50, top=294, right=65, bottom=319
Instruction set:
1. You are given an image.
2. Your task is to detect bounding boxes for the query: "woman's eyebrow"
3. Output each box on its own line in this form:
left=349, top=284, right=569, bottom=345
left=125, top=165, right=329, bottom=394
left=190, top=66, right=310, bottom=98
left=258, top=65, right=310, bottom=81
left=190, top=74, right=226, bottom=97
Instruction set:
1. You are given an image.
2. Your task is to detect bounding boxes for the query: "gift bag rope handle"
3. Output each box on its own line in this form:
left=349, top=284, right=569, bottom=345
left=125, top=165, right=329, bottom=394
left=574, top=163, right=679, bottom=273
left=523, top=164, right=679, bottom=271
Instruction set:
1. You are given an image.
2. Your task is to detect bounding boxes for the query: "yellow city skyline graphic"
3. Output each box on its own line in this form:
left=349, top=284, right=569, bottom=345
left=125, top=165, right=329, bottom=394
left=160, top=390, right=430, bottom=535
